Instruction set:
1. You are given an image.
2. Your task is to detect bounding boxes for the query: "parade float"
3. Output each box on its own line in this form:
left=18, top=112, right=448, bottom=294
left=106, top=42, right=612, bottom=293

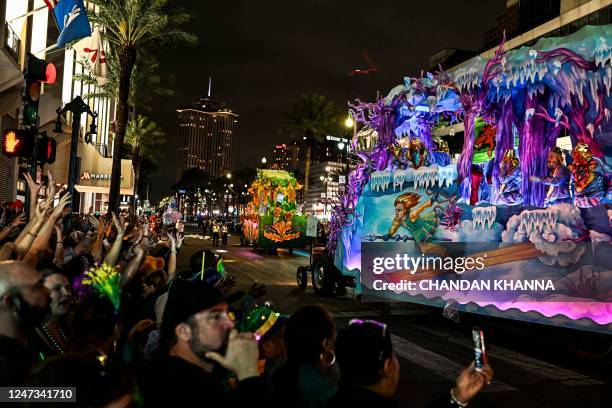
left=328, top=25, right=612, bottom=337
left=242, top=169, right=307, bottom=250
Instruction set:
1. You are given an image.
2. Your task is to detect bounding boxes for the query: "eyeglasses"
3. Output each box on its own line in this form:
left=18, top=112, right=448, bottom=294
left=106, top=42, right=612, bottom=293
left=348, top=319, right=388, bottom=361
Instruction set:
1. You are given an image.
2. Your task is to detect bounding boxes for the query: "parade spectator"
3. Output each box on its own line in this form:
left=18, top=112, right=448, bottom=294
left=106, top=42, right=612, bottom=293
left=270, top=305, right=338, bottom=408
left=328, top=320, right=494, bottom=408
left=0, top=261, right=50, bottom=384
left=142, top=280, right=265, bottom=406
left=33, top=269, right=73, bottom=359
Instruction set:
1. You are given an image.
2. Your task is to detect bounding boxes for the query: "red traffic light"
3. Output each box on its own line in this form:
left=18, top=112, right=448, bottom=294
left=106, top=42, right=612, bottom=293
left=25, top=53, right=56, bottom=84
left=45, top=63, right=56, bottom=84
left=1, top=129, right=35, bottom=158
left=37, top=135, right=57, bottom=164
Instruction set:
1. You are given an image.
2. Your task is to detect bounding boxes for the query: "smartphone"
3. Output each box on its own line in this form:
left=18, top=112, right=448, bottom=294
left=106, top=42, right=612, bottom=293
left=471, top=327, right=487, bottom=371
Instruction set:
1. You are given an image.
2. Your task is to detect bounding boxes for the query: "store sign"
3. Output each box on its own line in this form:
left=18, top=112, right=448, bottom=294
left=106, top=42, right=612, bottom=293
left=326, top=135, right=349, bottom=143
left=81, top=172, right=122, bottom=180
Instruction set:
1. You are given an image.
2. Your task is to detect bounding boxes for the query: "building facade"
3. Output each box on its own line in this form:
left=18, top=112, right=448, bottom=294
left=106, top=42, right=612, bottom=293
left=176, top=96, right=237, bottom=181
left=1, top=0, right=133, bottom=213
left=305, top=160, right=345, bottom=219
left=271, top=143, right=291, bottom=171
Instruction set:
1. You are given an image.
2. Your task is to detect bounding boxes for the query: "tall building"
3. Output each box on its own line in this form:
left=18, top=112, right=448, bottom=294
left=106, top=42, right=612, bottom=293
left=176, top=94, right=237, bottom=181
left=271, top=143, right=291, bottom=171
left=289, top=140, right=300, bottom=171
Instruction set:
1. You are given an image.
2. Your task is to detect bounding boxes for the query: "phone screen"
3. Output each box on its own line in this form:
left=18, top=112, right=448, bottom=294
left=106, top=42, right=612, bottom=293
left=471, top=327, right=487, bottom=371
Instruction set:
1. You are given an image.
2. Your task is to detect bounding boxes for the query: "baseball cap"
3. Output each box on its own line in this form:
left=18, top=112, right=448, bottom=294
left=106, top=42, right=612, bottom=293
left=161, top=280, right=244, bottom=338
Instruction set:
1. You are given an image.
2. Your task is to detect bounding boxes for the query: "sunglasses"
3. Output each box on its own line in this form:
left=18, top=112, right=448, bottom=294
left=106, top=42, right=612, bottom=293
left=348, top=319, right=388, bottom=361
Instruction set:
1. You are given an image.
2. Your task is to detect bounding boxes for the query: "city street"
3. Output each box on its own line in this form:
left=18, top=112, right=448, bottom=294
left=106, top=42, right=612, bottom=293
left=2, top=1, right=612, bottom=407
left=178, top=224, right=612, bottom=408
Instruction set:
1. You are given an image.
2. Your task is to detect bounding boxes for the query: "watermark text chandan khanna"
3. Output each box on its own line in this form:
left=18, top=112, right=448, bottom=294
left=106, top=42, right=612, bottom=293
left=372, top=279, right=556, bottom=292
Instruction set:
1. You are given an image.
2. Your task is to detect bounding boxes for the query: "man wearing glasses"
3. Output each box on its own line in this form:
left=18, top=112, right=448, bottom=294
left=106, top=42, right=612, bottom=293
left=142, top=280, right=266, bottom=406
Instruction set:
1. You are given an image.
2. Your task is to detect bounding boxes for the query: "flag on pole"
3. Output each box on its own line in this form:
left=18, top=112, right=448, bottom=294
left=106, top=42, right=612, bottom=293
left=53, top=0, right=92, bottom=48
left=43, top=0, right=59, bottom=10
left=74, top=27, right=108, bottom=84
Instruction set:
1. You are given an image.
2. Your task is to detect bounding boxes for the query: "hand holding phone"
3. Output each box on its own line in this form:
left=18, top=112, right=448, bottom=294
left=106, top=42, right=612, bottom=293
left=471, top=327, right=487, bottom=371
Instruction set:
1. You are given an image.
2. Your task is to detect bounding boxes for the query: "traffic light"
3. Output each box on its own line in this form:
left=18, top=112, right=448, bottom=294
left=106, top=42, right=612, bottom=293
left=1, top=129, right=35, bottom=158
left=36, top=134, right=57, bottom=164
left=22, top=53, right=56, bottom=128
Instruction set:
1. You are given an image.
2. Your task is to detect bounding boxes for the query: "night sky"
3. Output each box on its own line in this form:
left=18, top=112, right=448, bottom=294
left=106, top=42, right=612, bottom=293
left=149, top=0, right=506, bottom=201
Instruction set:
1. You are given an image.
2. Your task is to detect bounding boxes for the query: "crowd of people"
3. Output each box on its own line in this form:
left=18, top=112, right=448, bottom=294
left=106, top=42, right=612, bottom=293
left=0, top=170, right=493, bottom=407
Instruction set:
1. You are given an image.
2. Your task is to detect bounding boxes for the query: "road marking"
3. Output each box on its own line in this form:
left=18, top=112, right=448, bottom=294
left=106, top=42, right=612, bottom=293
left=390, top=334, right=516, bottom=392
left=414, top=326, right=606, bottom=386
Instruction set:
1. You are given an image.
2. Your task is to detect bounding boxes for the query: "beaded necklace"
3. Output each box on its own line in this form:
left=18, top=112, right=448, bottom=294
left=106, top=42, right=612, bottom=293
left=40, top=324, right=68, bottom=354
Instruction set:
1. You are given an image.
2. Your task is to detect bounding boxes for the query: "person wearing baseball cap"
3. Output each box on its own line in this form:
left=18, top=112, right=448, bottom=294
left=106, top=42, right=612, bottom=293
left=141, top=280, right=268, bottom=407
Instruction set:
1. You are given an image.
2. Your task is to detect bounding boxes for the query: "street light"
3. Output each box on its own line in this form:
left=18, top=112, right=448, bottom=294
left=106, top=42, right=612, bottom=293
left=226, top=173, right=232, bottom=179
left=54, top=96, right=98, bottom=212
left=320, top=174, right=331, bottom=217
left=261, top=157, right=267, bottom=164
left=344, top=114, right=354, bottom=129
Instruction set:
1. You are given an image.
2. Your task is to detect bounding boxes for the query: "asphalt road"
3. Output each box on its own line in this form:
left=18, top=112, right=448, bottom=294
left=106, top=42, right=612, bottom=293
left=177, top=225, right=612, bottom=408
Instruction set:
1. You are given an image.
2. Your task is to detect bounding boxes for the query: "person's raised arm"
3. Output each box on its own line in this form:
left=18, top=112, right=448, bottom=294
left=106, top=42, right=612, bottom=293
left=15, top=196, right=54, bottom=259
left=90, top=217, right=108, bottom=263
left=103, top=213, right=125, bottom=266
left=122, top=245, right=144, bottom=287
left=166, top=233, right=177, bottom=283
left=23, top=173, right=42, bottom=218
left=46, top=169, right=57, bottom=198
left=53, top=223, right=64, bottom=268
left=23, top=193, right=70, bottom=266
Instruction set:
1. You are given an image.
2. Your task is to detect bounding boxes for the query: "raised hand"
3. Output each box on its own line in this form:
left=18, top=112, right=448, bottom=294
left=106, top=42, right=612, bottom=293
left=24, top=173, right=42, bottom=216
left=112, top=212, right=126, bottom=237
left=24, top=172, right=42, bottom=197
left=453, top=362, right=494, bottom=404
left=34, top=195, right=55, bottom=220
left=51, top=193, right=71, bottom=219
left=10, top=213, right=26, bottom=228
left=167, top=233, right=176, bottom=251
left=88, top=215, right=99, bottom=230
left=176, top=232, right=184, bottom=249
left=205, top=329, right=259, bottom=381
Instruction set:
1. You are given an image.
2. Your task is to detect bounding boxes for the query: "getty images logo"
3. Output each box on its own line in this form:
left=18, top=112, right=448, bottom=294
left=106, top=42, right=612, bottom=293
left=372, top=253, right=487, bottom=275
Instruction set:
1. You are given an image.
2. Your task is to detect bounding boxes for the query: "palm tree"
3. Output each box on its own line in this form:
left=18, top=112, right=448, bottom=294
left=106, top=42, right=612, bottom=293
left=280, top=94, right=341, bottom=204
left=89, top=0, right=197, bottom=212
left=74, top=50, right=175, bottom=115
left=124, top=115, right=166, bottom=206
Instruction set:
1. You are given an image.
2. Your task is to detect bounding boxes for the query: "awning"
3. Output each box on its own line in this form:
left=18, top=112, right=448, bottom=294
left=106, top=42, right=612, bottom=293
left=75, top=185, right=134, bottom=195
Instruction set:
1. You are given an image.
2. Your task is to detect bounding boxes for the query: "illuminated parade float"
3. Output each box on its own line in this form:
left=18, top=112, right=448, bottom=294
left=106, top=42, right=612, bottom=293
left=329, top=25, right=612, bottom=334
left=242, top=169, right=307, bottom=250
